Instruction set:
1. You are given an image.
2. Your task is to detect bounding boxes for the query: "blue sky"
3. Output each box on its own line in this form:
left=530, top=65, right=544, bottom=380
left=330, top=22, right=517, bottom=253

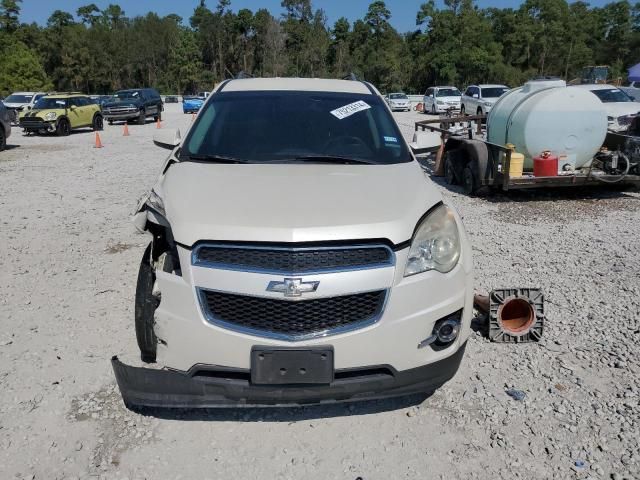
left=22, top=0, right=613, bottom=32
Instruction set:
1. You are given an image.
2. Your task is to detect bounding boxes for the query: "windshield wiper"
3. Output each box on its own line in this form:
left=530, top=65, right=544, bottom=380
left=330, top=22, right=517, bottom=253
left=181, top=153, right=251, bottom=164
left=288, top=155, right=376, bottom=165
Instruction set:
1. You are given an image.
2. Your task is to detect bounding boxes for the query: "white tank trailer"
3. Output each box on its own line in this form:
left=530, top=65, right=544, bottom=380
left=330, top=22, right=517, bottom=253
left=487, top=80, right=608, bottom=170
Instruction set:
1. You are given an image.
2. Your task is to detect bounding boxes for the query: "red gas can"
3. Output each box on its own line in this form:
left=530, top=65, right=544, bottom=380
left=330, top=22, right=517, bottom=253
left=533, top=151, right=558, bottom=177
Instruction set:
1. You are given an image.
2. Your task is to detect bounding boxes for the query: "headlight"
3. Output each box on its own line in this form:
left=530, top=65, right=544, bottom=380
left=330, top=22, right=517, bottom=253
left=607, top=116, right=614, bottom=122
left=146, top=189, right=166, bottom=217
left=404, top=204, right=460, bottom=276
left=44, top=112, right=57, bottom=121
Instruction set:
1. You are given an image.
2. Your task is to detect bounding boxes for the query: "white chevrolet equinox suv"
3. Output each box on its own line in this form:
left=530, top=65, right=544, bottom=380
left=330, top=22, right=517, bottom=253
left=113, top=77, right=474, bottom=408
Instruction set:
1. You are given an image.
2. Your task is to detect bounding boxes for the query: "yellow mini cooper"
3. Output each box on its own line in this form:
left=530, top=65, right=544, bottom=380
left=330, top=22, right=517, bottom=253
left=19, top=93, right=103, bottom=136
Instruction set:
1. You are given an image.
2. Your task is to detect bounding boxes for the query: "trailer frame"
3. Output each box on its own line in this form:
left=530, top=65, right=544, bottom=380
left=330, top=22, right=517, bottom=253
left=413, top=115, right=640, bottom=194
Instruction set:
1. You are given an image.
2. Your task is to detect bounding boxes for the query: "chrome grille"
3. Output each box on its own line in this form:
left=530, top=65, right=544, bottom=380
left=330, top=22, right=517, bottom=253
left=199, top=289, right=387, bottom=340
left=193, top=244, right=394, bottom=274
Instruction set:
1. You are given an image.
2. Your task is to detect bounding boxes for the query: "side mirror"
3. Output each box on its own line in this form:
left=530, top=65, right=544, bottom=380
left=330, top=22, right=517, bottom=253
left=27, top=106, right=32, bottom=110
left=70, top=105, right=77, bottom=110
left=472, top=94, right=479, bottom=99
left=153, top=128, right=181, bottom=150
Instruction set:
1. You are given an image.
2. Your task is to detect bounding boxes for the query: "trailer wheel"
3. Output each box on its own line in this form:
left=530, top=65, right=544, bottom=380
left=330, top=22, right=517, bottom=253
left=462, top=166, right=477, bottom=195
left=444, top=156, right=456, bottom=185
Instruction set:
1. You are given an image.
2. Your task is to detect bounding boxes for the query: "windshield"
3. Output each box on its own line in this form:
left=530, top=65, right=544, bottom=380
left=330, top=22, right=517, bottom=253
left=437, top=88, right=461, bottom=97
left=389, top=93, right=408, bottom=100
left=5, top=94, right=33, bottom=103
left=481, top=87, right=509, bottom=98
left=590, top=88, right=633, bottom=103
left=34, top=98, right=68, bottom=109
left=114, top=91, right=140, bottom=100
left=182, top=91, right=411, bottom=165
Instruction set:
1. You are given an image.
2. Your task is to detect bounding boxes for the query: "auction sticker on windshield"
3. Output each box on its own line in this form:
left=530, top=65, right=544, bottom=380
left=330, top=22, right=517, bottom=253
left=330, top=100, right=371, bottom=120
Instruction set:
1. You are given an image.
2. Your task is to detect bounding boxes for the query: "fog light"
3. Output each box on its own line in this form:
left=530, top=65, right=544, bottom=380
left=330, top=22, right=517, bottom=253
left=436, top=318, right=460, bottom=343
left=417, top=310, right=463, bottom=349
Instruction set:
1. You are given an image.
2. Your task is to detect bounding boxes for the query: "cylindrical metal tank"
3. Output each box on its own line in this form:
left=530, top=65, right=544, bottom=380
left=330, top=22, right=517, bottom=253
left=487, top=80, right=608, bottom=169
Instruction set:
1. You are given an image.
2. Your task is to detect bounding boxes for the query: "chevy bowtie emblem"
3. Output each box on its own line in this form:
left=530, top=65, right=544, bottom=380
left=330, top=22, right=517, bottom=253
left=266, top=278, right=319, bottom=297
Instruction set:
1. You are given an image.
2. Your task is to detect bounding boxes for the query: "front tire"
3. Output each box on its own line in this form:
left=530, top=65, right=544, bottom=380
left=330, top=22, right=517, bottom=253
left=135, top=244, right=159, bottom=363
left=460, top=105, right=466, bottom=115
left=137, top=109, right=145, bottom=125
left=56, top=118, right=71, bottom=137
left=0, top=127, right=5, bottom=151
left=462, top=166, right=477, bottom=195
left=92, top=114, right=104, bottom=131
left=154, top=107, right=162, bottom=122
left=432, top=104, right=436, bottom=115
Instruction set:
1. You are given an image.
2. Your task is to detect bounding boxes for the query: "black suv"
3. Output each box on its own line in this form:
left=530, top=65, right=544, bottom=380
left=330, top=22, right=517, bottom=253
left=102, top=88, right=163, bottom=125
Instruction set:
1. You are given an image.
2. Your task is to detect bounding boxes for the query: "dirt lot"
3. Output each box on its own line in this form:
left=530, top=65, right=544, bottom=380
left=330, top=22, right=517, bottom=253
left=1, top=105, right=639, bottom=480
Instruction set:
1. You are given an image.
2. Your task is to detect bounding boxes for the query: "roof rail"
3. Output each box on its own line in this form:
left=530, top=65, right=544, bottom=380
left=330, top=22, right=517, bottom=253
left=235, top=71, right=254, bottom=79
left=47, top=91, right=83, bottom=95
left=343, top=73, right=359, bottom=81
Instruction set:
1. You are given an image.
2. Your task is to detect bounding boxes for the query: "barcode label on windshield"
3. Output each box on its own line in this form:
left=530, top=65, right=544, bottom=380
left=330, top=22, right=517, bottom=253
left=330, top=100, right=371, bottom=120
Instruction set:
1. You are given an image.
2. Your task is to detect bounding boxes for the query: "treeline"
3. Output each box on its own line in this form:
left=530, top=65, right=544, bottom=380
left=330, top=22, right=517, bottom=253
left=0, top=0, right=639, bottom=96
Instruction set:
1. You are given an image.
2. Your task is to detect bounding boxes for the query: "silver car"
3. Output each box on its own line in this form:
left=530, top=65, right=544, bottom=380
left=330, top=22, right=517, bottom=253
left=0, top=101, right=11, bottom=151
left=461, top=84, right=510, bottom=116
left=384, top=92, right=411, bottom=111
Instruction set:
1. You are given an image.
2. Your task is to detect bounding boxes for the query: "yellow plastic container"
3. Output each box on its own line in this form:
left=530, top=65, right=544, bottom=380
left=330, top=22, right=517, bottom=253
left=505, top=143, right=524, bottom=177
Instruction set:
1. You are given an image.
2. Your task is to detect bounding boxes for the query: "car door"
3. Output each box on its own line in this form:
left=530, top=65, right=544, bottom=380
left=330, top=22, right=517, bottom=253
left=465, top=87, right=478, bottom=111
left=77, top=97, right=94, bottom=125
left=424, top=88, right=433, bottom=109
left=144, top=90, right=157, bottom=116
left=66, top=98, right=84, bottom=128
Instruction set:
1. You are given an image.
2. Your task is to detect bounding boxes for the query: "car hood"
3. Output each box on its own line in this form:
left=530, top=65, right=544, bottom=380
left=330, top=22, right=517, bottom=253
left=436, top=96, right=461, bottom=102
left=389, top=98, right=409, bottom=103
left=604, top=102, right=640, bottom=118
left=3, top=102, right=28, bottom=108
left=103, top=99, right=142, bottom=108
left=159, top=161, right=442, bottom=246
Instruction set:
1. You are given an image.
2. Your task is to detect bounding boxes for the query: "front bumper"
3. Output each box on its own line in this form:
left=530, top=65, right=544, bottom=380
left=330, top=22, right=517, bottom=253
left=104, top=113, right=140, bottom=120
left=112, top=342, right=466, bottom=408
left=20, top=119, right=55, bottom=132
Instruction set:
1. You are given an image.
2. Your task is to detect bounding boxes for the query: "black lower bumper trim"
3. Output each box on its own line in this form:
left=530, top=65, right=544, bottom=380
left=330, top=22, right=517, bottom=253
left=112, top=342, right=466, bottom=408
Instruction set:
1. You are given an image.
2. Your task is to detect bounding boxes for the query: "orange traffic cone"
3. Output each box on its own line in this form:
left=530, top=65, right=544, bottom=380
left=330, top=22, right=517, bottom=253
left=94, top=132, right=104, bottom=149
left=156, top=118, right=162, bottom=129
left=123, top=123, right=130, bottom=136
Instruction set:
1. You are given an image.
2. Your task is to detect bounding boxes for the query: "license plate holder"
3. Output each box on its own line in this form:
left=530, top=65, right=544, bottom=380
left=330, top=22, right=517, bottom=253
left=250, top=347, right=334, bottom=385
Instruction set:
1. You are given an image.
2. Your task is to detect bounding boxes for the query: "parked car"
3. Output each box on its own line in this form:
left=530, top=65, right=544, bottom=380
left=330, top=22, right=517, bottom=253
left=112, top=77, right=474, bottom=409
left=165, top=95, right=179, bottom=103
left=0, top=101, right=11, bottom=151
left=423, top=86, right=462, bottom=114
left=574, top=84, right=640, bottom=132
left=182, top=95, right=205, bottom=114
left=384, top=92, right=411, bottom=111
left=3, top=91, right=47, bottom=124
left=19, top=93, right=103, bottom=136
left=89, top=95, right=114, bottom=108
left=102, top=88, right=163, bottom=125
left=460, top=84, right=510, bottom=115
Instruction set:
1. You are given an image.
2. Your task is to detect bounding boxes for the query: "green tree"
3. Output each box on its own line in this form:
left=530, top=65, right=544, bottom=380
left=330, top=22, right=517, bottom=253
left=0, top=39, right=52, bottom=95
left=0, top=0, right=21, bottom=32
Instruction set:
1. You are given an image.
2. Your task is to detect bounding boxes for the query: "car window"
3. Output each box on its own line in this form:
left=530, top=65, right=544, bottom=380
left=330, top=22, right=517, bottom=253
left=589, top=88, right=633, bottom=103
left=76, top=97, right=89, bottom=107
left=114, top=91, right=140, bottom=100
left=34, top=98, right=67, bottom=109
left=5, top=94, right=33, bottom=103
left=68, top=98, right=80, bottom=107
left=183, top=91, right=412, bottom=165
left=389, top=93, right=408, bottom=99
left=437, top=88, right=461, bottom=97
left=480, top=87, right=509, bottom=98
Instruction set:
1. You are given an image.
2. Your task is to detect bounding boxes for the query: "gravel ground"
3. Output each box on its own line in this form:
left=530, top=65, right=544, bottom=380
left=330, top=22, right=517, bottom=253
left=1, top=105, right=639, bottom=480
